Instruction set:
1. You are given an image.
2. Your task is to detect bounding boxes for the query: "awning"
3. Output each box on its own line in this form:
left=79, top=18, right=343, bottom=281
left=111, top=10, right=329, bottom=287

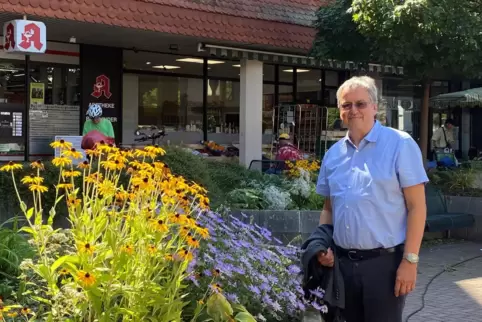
left=200, top=43, right=404, bottom=75
left=430, top=88, right=482, bottom=108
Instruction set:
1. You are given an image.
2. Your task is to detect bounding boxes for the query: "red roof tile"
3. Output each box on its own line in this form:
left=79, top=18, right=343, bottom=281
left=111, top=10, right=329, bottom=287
left=0, top=0, right=320, bottom=51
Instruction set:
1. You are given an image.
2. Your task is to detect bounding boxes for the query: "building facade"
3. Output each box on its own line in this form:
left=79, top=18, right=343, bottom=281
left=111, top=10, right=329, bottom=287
left=0, top=0, right=468, bottom=164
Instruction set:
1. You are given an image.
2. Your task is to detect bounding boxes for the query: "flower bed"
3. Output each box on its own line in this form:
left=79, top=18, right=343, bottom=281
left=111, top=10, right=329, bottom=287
left=0, top=142, right=327, bottom=321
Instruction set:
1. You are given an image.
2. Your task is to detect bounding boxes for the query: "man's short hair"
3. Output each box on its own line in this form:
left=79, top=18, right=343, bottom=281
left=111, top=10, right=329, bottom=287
left=336, top=76, right=378, bottom=105
left=445, top=118, right=454, bottom=125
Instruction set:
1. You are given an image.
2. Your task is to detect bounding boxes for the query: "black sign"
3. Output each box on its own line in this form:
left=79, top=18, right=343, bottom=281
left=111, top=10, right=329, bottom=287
left=81, top=45, right=122, bottom=141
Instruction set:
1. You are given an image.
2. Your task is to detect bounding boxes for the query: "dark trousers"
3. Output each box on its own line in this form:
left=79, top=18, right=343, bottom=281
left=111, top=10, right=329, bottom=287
left=338, top=248, right=406, bottom=322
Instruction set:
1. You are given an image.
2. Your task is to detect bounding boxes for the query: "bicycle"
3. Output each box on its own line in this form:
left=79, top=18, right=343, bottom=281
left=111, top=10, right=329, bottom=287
left=119, top=125, right=167, bottom=150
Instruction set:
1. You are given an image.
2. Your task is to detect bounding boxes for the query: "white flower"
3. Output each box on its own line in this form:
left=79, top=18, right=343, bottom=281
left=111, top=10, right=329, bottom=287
left=262, top=185, right=292, bottom=210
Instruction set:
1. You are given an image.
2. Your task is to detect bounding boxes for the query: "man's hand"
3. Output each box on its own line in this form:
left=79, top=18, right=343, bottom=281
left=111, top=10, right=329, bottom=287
left=394, top=259, right=417, bottom=297
left=317, top=248, right=334, bottom=267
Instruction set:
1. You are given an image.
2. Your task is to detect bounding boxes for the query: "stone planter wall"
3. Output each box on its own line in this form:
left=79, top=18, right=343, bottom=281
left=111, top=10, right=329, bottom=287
left=445, top=195, right=482, bottom=241
left=236, top=196, right=482, bottom=245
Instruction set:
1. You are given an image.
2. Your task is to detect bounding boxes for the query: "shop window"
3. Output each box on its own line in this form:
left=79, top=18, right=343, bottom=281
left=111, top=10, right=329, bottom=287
left=208, top=60, right=240, bottom=79
left=264, top=64, right=275, bottom=82
left=138, top=75, right=203, bottom=132
left=297, top=69, right=322, bottom=104
left=279, top=85, right=294, bottom=104
left=263, top=84, right=275, bottom=134
left=324, top=70, right=339, bottom=87
left=124, top=50, right=204, bottom=76
left=207, top=79, right=240, bottom=136
left=278, top=66, right=294, bottom=83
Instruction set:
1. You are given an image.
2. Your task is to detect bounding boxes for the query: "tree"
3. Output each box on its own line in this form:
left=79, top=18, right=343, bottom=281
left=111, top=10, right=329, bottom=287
left=312, top=0, right=482, bottom=160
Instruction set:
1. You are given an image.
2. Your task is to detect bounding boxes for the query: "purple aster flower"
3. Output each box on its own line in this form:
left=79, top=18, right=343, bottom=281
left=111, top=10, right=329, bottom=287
left=260, top=282, right=271, bottom=292
left=288, top=264, right=301, bottom=275
left=187, top=274, right=200, bottom=287
left=225, top=293, right=239, bottom=303
left=271, top=301, right=282, bottom=312
left=312, top=301, right=328, bottom=313
left=248, top=284, right=261, bottom=296
left=309, top=287, right=325, bottom=299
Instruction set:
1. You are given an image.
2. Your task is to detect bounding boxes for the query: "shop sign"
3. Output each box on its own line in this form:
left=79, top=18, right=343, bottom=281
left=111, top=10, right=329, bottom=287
left=81, top=45, right=122, bottom=139
left=3, top=20, right=47, bottom=53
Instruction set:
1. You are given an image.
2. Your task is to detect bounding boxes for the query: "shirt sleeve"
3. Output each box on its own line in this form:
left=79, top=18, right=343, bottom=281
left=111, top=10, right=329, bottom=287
left=316, top=156, right=330, bottom=196
left=396, top=137, right=429, bottom=188
left=82, top=121, right=89, bottom=136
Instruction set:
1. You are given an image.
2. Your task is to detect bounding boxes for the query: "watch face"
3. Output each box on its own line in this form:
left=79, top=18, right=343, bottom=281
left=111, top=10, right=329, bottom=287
left=406, top=253, right=419, bottom=263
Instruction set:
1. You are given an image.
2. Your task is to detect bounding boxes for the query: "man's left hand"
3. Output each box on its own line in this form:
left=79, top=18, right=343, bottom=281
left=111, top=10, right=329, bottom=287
left=394, top=259, right=417, bottom=297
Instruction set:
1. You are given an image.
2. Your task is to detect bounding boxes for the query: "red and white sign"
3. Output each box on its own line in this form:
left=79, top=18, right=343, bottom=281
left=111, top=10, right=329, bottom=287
left=91, top=74, right=112, bottom=99
left=3, top=20, right=47, bottom=54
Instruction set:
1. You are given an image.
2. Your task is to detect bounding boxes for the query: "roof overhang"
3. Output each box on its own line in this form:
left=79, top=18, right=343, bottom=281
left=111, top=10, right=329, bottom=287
left=200, top=43, right=404, bottom=75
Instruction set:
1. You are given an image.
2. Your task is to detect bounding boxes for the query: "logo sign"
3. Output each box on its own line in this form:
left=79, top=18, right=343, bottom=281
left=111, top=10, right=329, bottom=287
left=91, top=74, right=112, bottom=99
left=3, top=20, right=47, bottom=54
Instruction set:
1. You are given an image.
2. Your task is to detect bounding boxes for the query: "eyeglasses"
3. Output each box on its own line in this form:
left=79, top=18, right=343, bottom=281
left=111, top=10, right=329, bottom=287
left=339, top=101, right=370, bottom=110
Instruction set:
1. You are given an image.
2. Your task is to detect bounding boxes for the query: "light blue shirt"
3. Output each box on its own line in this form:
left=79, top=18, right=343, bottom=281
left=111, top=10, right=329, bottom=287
left=317, top=121, right=429, bottom=250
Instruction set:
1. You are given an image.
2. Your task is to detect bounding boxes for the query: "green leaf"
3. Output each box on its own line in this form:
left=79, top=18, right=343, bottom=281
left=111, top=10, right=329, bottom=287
left=235, top=312, right=257, bottom=322
left=51, top=255, right=78, bottom=272
left=25, top=207, right=34, bottom=220
left=48, top=208, right=56, bottom=225
left=206, top=293, right=233, bottom=322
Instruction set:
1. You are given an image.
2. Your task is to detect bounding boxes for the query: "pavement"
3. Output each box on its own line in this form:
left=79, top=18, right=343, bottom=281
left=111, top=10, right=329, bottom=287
left=404, top=241, right=482, bottom=322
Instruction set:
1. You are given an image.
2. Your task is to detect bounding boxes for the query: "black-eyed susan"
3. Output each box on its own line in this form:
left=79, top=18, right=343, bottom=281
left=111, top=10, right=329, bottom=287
left=56, top=183, right=74, bottom=190
left=59, top=268, right=70, bottom=276
left=21, top=174, right=44, bottom=185
left=63, top=148, right=83, bottom=159
left=29, top=184, right=48, bottom=193
left=164, top=254, right=174, bottom=261
left=77, top=271, right=96, bottom=286
left=97, top=179, right=116, bottom=196
left=67, top=196, right=81, bottom=207
left=196, top=226, right=210, bottom=239
left=147, top=244, right=157, bottom=255
left=187, top=237, right=200, bottom=248
left=85, top=149, right=101, bottom=157
left=52, top=156, right=72, bottom=167
left=100, top=160, right=118, bottom=171
left=77, top=160, right=90, bottom=170
left=0, top=161, right=22, bottom=172
left=133, top=149, right=150, bottom=158
left=78, top=242, right=95, bottom=255
left=122, top=245, right=134, bottom=254
left=152, top=219, right=168, bottom=233
left=169, top=213, right=186, bottom=225
left=85, top=173, right=103, bottom=184
left=50, top=139, right=73, bottom=150
left=177, top=248, right=193, bottom=262
left=20, top=307, right=32, bottom=316
left=7, top=311, right=18, bottom=318
left=144, top=145, right=166, bottom=156
left=180, top=226, right=191, bottom=238
left=210, top=283, right=222, bottom=293
left=62, top=170, right=81, bottom=178
left=30, top=159, right=45, bottom=170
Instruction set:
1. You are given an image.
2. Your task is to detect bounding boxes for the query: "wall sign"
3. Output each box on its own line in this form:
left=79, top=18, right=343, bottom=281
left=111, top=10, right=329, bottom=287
left=3, top=20, right=47, bottom=53
left=81, top=45, right=122, bottom=141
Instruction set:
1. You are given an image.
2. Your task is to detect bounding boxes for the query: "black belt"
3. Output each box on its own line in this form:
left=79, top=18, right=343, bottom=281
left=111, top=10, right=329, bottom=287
left=336, top=244, right=404, bottom=261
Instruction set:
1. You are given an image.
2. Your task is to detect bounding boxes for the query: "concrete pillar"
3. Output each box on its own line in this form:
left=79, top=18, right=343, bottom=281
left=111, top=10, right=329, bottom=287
left=239, top=59, right=263, bottom=166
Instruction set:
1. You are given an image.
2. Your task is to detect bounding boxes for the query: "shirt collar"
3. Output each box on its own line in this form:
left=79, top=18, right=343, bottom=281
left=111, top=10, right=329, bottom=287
left=343, top=120, right=381, bottom=146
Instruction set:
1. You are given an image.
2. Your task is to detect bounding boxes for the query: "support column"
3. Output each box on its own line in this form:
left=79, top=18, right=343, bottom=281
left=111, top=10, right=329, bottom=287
left=239, top=59, right=263, bottom=167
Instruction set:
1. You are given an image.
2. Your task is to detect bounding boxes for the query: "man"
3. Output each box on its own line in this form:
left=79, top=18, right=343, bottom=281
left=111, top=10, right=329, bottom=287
left=431, top=118, right=455, bottom=150
left=315, top=76, right=428, bottom=322
left=83, top=103, right=115, bottom=138
left=275, top=133, right=303, bottom=161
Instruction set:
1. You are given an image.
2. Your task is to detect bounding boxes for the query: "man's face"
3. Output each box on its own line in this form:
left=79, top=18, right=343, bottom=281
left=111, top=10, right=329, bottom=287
left=93, top=117, right=101, bottom=124
left=446, top=123, right=453, bottom=130
left=338, top=87, right=377, bottom=130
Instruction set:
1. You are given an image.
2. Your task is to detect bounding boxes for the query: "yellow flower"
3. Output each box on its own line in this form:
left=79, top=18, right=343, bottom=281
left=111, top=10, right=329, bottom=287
left=7, top=311, right=18, bottom=318
left=165, top=254, right=174, bottom=261
left=85, top=173, right=103, bottom=184
left=0, top=161, right=22, bottom=172
left=210, top=283, right=222, bottom=293
left=50, top=139, right=72, bottom=150
left=78, top=242, right=95, bottom=255
left=187, top=237, right=200, bottom=248
left=21, top=174, right=44, bottom=185
left=30, top=159, right=44, bottom=170
left=147, top=244, right=157, bottom=255
left=77, top=271, right=96, bottom=286
left=97, top=179, right=116, bottom=196
left=196, top=226, right=210, bottom=239
left=63, top=148, right=83, bottom=159
left=52, top=157, right=72, bottom=167
left=133, top=149, right=150, bottom=158
left=62, top=170, right=81, bottom=178
left=85, top=149, right=101, bottom=157
left=77, top=160, right=90, bottom=170
left=57, top=183, right=74, bottom=190
left=144, top=145, right=166, bottom=156
left=67, top=196, right=81, bottom=207
left=29, top=184, right=48, bottom=193
left=122, top=245, right=134, bottom=254
left=59, top=268, right=70, bottom=276
left=169, top=213, right=186, bottom=225
left=20, top=307, right=32, bottom=316
left=101, top=160, right=124, bottom=171
left=96, top=143, right=115, bottom=153
left=177, top=248, right=193, bottom=262
left=152, top=219, right=169, bottom=233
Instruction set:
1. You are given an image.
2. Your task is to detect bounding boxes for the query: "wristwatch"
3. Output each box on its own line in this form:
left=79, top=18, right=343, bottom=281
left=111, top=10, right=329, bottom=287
left=404, top=253, right=419, bottom=264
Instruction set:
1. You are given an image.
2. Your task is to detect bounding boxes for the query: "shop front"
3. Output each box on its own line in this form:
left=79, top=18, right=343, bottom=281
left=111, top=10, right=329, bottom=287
left=0, top=1, right=409, bottom=165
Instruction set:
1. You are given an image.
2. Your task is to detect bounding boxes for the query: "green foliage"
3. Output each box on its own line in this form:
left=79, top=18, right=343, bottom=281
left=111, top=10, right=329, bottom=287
left=312, top=0, right=372, bottom=63
left=350, top=0, right=482, bottom=79
left=428, top=168, right=482, bottom=196
left=0, top=218, right=35, bottom=300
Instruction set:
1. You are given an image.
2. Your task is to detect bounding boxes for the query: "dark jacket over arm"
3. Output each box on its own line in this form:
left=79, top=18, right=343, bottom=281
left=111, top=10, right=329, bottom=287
left=301, top=224, right=345, bottom=312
